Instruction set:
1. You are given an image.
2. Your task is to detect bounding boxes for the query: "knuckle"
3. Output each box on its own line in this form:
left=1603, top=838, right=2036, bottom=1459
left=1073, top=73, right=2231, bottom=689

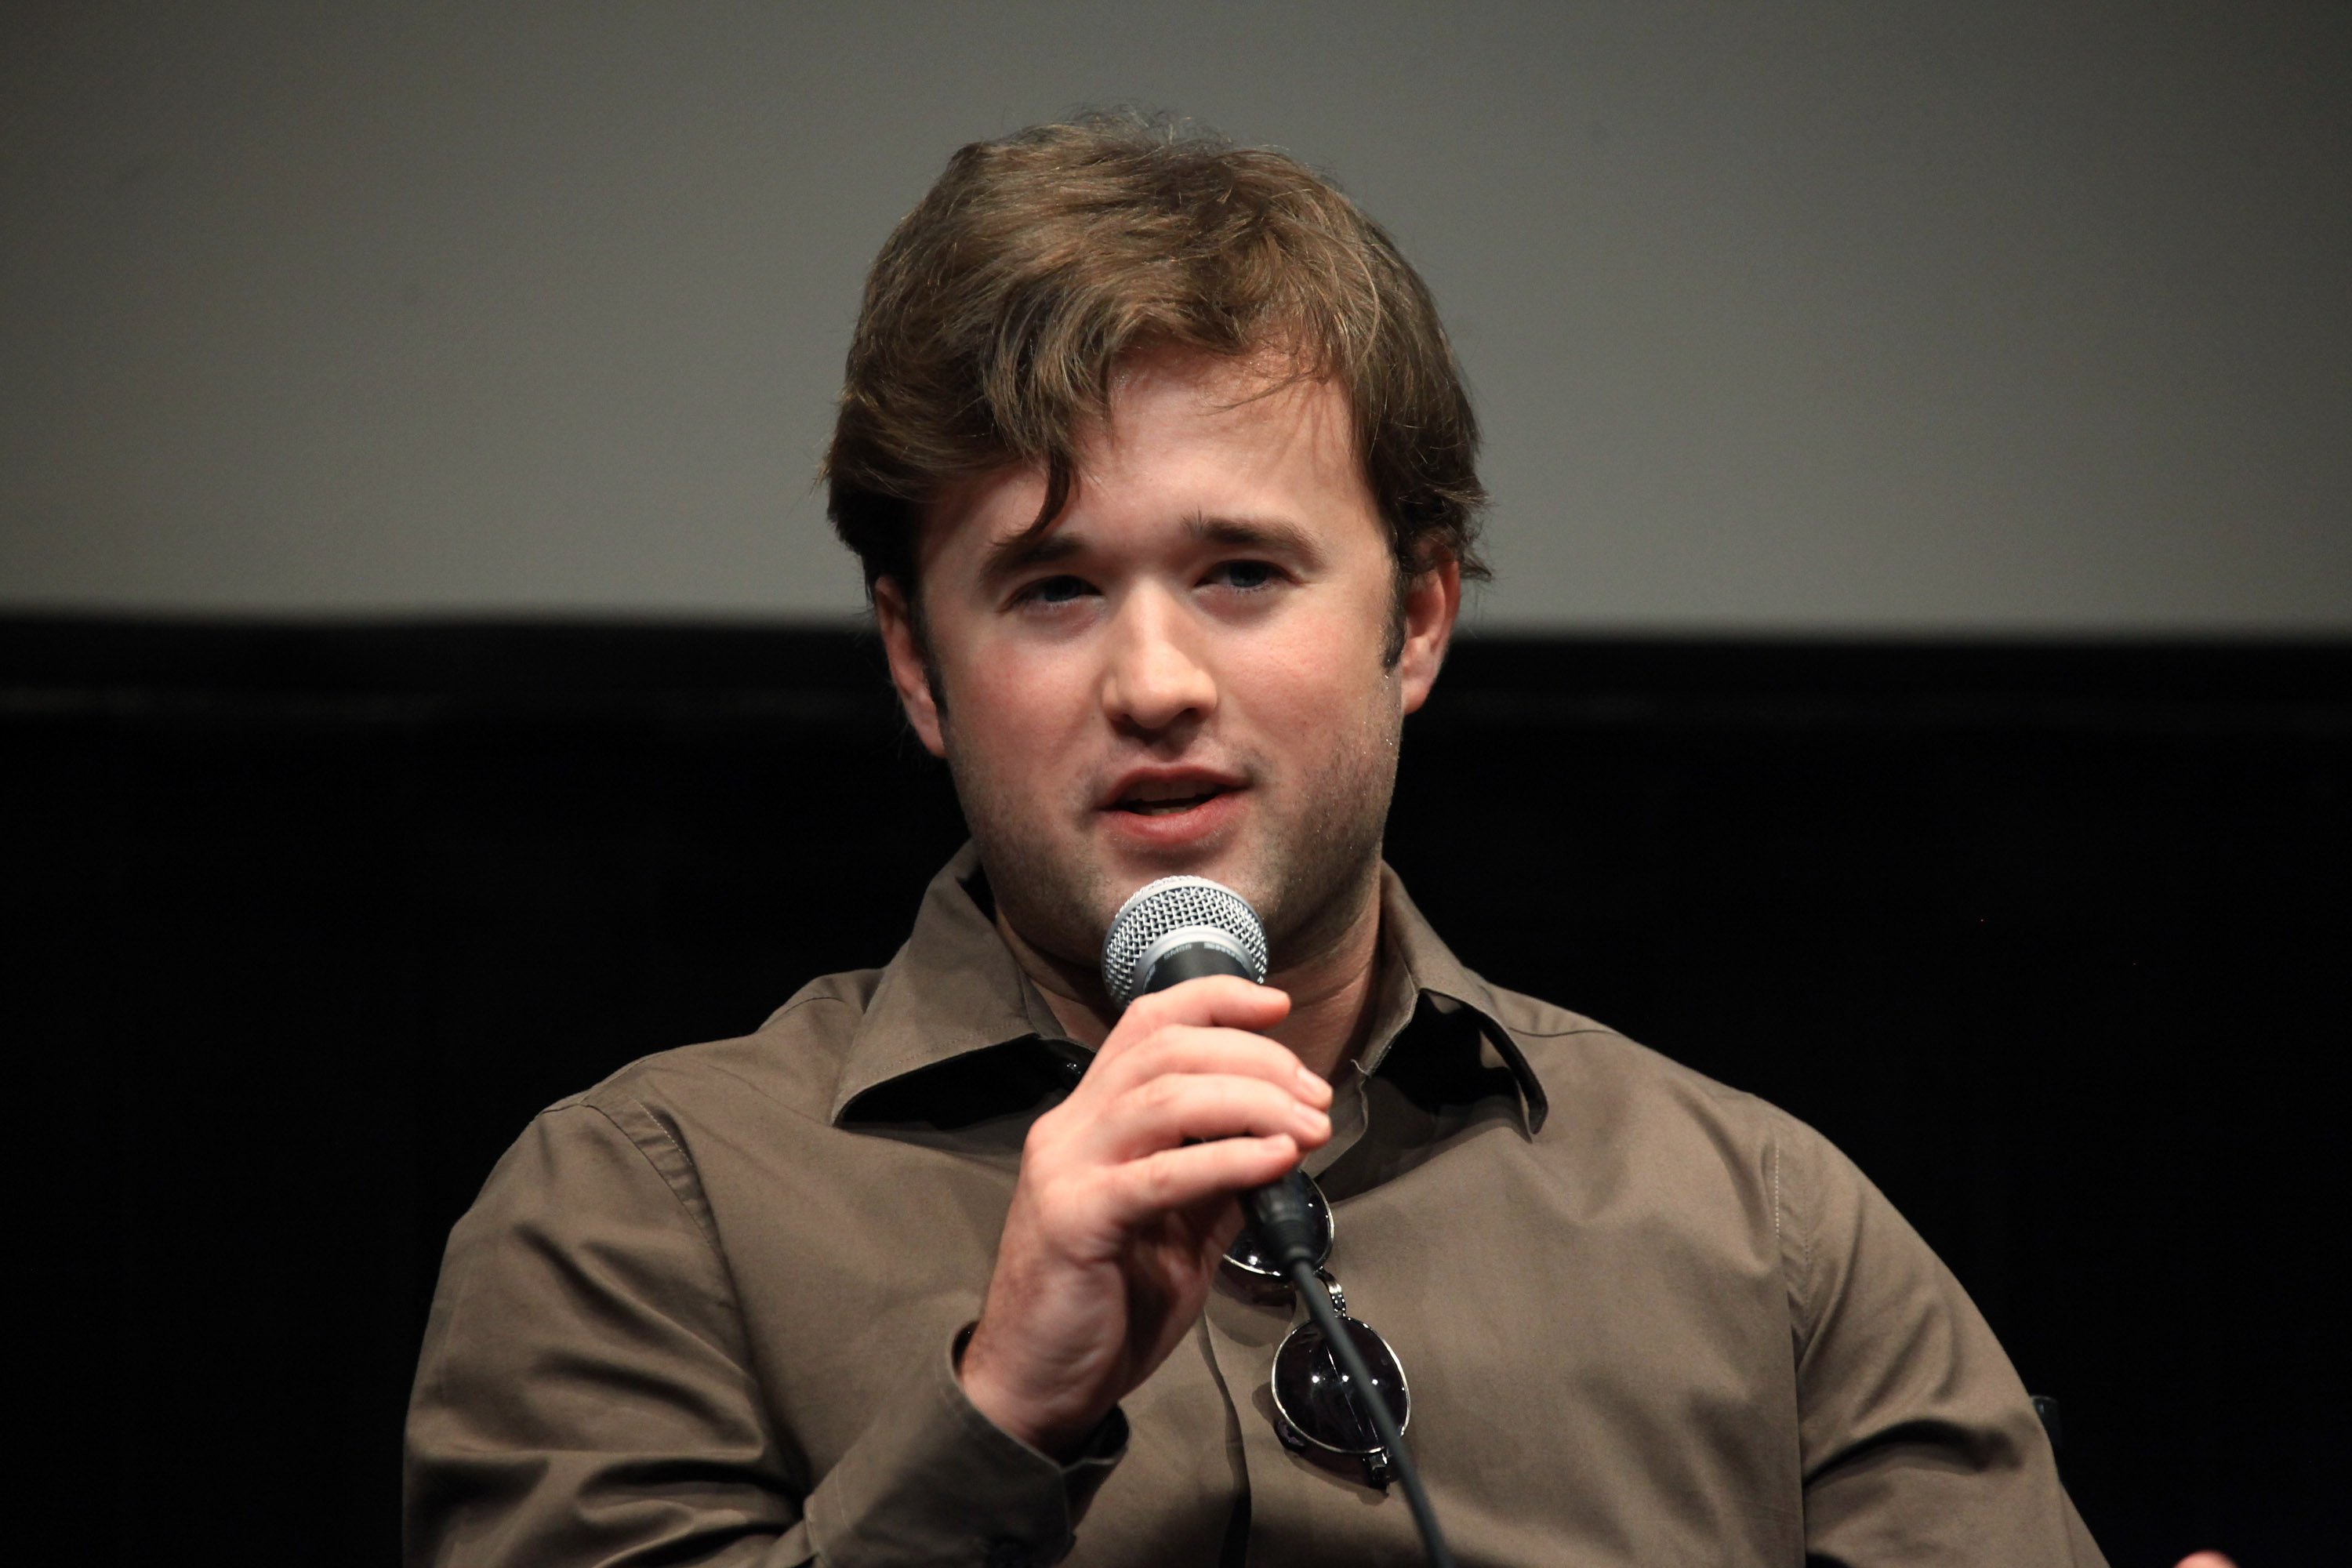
left=1120, top=1032, right=1174, bottom=1078
left=1134, top=1152, right=1178, bottom=1208
left=1129, top=988, right=1178, bottom=1025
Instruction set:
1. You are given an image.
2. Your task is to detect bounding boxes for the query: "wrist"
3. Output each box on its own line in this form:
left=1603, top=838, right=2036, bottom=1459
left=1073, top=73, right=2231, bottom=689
left=955, top=1319, right=1099, bottom=1460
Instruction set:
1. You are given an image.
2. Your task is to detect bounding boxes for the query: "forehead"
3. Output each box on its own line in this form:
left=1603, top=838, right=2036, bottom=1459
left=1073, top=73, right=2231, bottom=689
left=919, top=350, right=1376, bottom=572
left=1102, top=348, right=1356, bottom=464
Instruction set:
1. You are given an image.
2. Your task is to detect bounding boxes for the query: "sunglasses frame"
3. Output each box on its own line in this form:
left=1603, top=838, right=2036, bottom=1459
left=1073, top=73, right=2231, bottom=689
left=1267, top=1269, right=1414, bottom=1486
left=1224, top=1172, right=1413, bottom=1488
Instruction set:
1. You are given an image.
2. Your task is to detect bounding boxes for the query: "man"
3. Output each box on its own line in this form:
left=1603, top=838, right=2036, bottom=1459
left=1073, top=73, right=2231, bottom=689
left=406, top=116, right=2109, bottom=1565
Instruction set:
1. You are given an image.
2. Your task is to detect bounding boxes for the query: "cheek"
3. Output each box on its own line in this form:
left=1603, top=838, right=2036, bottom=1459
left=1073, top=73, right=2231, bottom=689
left=1235, top=605, right=1398, bottom=731
left=941, top=639, right=1092, bottom=763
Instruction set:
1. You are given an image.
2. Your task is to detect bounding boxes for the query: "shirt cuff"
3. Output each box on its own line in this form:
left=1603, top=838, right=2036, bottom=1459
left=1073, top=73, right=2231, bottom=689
left=803, top=1323, right=1127, bottom=1567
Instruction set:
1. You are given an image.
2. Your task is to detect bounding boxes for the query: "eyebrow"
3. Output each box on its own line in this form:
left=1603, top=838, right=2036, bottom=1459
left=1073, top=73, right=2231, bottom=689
left=1182, top=512, right=1327, bottom=568
left=977, top=526, right=1084, bottom=585
left=977, top=511, right=1329, bottom=585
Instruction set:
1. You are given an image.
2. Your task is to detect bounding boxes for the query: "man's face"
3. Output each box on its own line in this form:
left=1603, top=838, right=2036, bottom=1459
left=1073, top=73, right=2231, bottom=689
left=876, top=350, right=1458, bottom=980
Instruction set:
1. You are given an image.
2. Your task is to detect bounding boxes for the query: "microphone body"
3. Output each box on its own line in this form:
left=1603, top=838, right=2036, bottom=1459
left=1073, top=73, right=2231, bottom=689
left=1136, top=939, right=1261, bottom=993
left=1102, top=878, right=1325, bottom=1278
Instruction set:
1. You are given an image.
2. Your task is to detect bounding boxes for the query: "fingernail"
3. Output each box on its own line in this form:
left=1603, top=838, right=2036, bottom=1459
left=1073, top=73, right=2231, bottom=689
left=1295, top=1063, right=1324, bottom=1094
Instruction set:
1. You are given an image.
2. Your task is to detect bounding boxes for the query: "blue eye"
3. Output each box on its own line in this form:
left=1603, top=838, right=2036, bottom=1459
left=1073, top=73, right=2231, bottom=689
left=1211, top=561, right=1278, bottom=591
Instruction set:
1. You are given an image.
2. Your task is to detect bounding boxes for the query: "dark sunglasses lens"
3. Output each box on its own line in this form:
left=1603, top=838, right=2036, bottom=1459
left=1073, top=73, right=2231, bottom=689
left=1224, top=1177, right=1334, bottom=1276
left=1272, top=1316, right=1408, bottom=1452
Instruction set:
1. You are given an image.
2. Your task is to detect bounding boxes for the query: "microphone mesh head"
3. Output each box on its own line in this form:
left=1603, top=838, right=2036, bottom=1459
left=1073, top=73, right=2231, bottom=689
left=1101, top=876, right=1269, bottom=1006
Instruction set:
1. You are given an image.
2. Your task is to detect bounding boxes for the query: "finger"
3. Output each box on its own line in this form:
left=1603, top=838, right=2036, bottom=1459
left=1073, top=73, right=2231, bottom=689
left=1085, top=1073, right=1333, bottom=1161
left=1099, top=1134, right=1301, bottom=1225
left=1096, top=976, right=1290, bottom=1064
left=1194, top=1192, right=1250, bottom=1255
left=1085, top=1024, right=1331, bottom=1108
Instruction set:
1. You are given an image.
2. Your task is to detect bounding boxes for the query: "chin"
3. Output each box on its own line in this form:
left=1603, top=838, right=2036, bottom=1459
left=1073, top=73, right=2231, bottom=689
left=1110, top=839, right=1256, bottom=896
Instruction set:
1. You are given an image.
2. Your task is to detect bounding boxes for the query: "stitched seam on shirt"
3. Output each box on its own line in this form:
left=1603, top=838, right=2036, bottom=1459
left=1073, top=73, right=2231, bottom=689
left=772, top=990, right=855, bottom=1018
left=1773, top=1134, right=1795, bottom=1343
left=562, top=1100, right=800, bottom=1497
left=1773, top=1119, right=1813, bottom=1359
left=579, top=1098, right=724, bottom=1258
left=1800, top=1141, right=1817, bottom=1352
left=761, top=989, right=858, bottom=1032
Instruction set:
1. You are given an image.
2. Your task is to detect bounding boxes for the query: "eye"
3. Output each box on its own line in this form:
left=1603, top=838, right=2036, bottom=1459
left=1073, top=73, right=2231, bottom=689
left=1205, top=560, right=1280, bottom=592
left=1013, top=574, right=1095, bottom=608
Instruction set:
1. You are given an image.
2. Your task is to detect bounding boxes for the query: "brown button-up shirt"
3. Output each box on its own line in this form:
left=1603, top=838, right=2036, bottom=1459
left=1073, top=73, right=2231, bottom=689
left=406, top=847, right=2106, bottom=1566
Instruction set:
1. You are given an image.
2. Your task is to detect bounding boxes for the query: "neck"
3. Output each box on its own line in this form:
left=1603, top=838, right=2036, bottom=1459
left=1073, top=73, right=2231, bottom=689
left=1000, top=872, right=1388, bottom=1083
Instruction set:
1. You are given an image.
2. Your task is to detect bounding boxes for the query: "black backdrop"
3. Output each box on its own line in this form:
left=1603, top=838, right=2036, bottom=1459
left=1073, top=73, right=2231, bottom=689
left=9, top=616, right=2346, bottom=1566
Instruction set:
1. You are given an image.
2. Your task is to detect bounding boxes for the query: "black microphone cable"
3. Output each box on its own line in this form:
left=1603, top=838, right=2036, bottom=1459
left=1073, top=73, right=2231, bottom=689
left=1247, top=1176, right=1457, bottom=1568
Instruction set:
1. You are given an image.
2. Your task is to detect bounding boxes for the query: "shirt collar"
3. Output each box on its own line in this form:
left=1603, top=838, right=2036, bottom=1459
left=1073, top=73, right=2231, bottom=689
left=829, top=844, right=1548, bottom=1134
left=828, top=843, right=1073, bottom=1123
left=1363, top=865, right=1550, bottom=1134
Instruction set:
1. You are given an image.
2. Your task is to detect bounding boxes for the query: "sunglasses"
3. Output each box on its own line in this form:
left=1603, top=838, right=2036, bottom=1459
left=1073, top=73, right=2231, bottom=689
left=1224, top=1171, right=1414, bottom=1487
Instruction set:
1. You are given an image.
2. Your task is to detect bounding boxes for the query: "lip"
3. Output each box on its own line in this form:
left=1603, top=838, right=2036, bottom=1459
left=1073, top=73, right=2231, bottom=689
left=1098, top=766, right=1249, bottom=811
left=1096, top=767, right=1249, bottom=851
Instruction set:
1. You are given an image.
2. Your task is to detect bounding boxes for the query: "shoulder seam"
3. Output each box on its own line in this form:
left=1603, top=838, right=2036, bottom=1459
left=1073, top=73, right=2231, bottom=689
left=763, top=988, right=862, bottom=1027
left=1769, top=1109, right=1814, bottom=1359
left=559, top=1098, right=725, bottom=1258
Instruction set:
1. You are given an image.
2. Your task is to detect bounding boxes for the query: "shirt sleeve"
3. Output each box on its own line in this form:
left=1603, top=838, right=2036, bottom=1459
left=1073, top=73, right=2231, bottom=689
left=404, top=1099, right=1124, bottom=1568
left=1777, top=1111, right=2109, bottom=1567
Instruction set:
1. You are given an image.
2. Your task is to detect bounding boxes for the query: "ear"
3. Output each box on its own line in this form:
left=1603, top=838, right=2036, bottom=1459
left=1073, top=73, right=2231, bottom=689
left=1396, top=554, right=1461, bottom=717
left=872, top=577, right=948, bottom=757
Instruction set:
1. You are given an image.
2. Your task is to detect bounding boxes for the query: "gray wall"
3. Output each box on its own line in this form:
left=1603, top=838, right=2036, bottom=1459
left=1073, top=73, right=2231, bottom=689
left=5, top=2, right=2346, bottom=633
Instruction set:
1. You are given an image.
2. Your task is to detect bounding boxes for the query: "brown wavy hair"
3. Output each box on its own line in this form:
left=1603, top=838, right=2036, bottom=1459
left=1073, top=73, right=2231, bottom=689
left=823, top=112, right=1487, bottom=608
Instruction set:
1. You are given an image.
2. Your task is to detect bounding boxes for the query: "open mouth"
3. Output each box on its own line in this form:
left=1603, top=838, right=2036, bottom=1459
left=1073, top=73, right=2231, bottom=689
left=1113, top=781, right=1232, bottom=816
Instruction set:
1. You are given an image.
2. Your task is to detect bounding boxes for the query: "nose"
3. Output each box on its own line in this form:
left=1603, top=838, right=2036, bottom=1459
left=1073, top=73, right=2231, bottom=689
left=1101, top=587, right=1218, bottom=736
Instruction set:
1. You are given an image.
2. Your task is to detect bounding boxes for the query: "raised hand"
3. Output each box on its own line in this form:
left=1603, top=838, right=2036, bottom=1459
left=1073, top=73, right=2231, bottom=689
left=958, top=975, right=1334, bottom=1455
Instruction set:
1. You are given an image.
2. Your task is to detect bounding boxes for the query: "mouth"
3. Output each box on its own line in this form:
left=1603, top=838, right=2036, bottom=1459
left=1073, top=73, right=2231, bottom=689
left=1112, top=779, right=1232, bottom=816
left=1101, top=769, right=1248, bottom=828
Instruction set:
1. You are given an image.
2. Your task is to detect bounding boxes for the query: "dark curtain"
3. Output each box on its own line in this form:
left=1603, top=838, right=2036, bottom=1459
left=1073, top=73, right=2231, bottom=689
left=9, top=617, right=2344, bottom=1566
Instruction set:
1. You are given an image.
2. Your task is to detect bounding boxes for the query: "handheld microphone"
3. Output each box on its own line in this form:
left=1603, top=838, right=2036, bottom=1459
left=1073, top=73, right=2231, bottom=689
left=1100, top=877, right=1319, bottom=1270
left=1099, top=877, right=1455, bottom=1568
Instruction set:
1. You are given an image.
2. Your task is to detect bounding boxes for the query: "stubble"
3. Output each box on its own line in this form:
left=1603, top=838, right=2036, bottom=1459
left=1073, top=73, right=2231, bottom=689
left=948, top=676, right=1404, bottom=986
